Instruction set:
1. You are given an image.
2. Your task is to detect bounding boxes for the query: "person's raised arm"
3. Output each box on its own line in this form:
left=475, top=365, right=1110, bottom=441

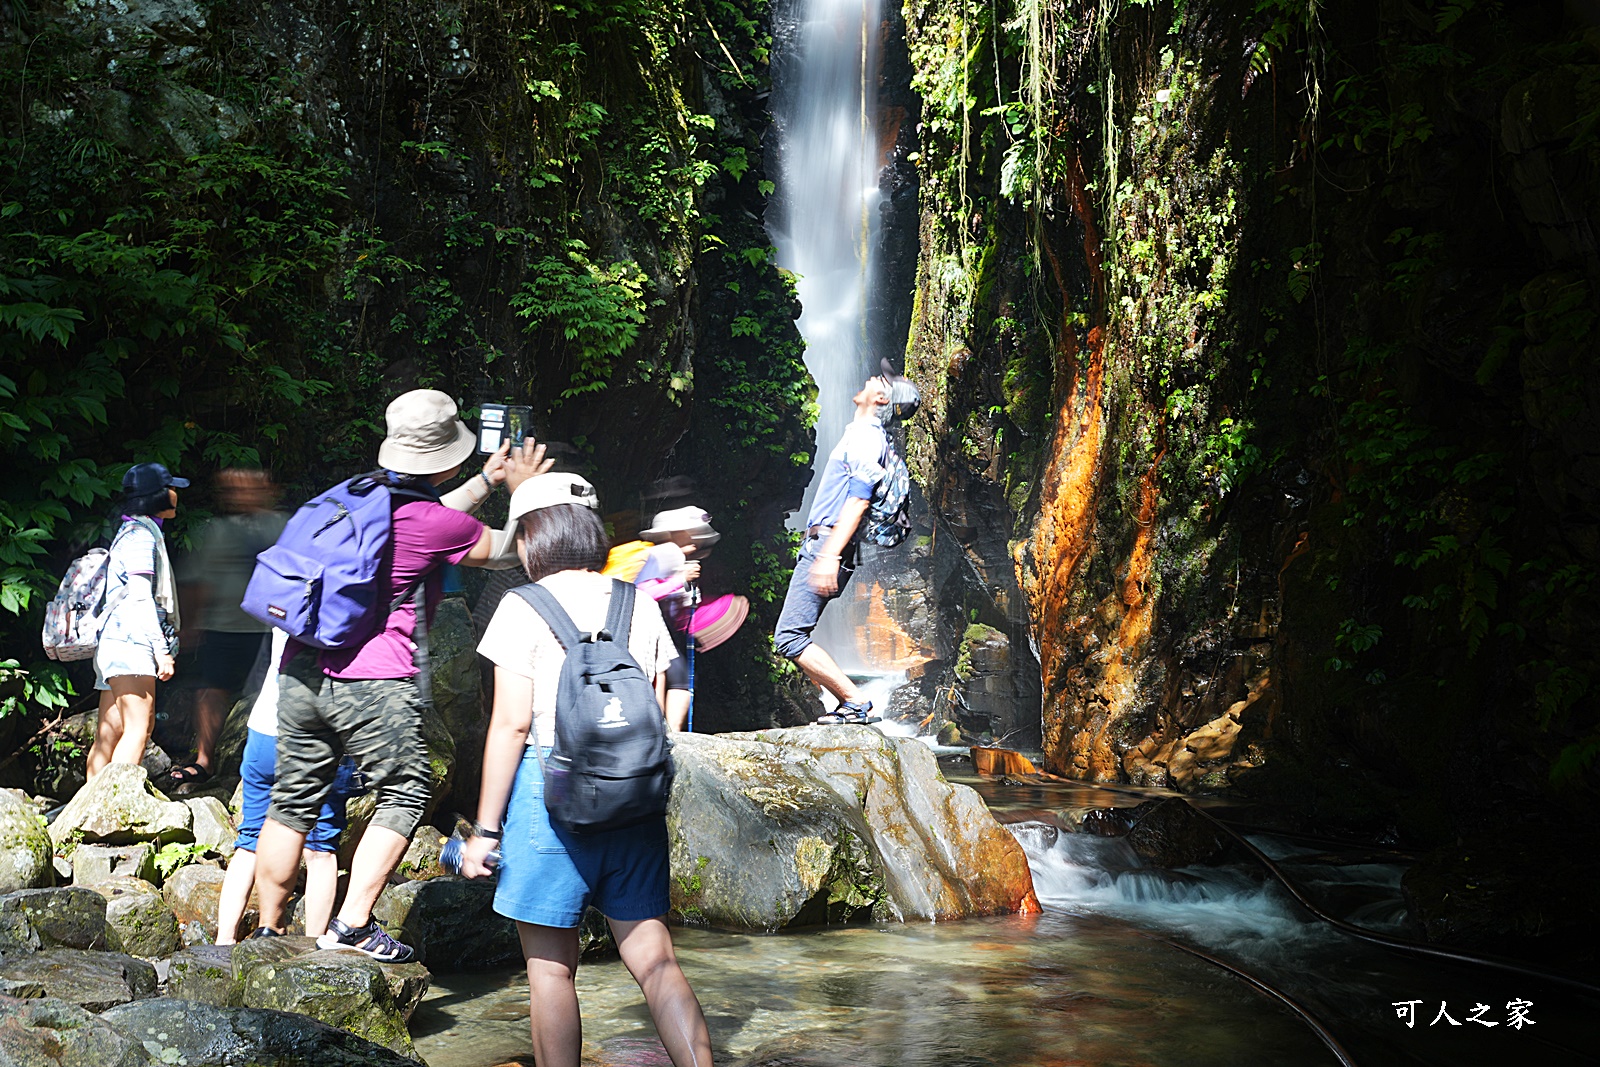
left=458, top=439, right=556, bottom=568
left=460, top=665, right=534, bottom=878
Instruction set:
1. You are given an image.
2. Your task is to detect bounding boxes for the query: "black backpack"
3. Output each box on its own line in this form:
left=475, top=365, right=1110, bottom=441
left=513, top=579, right=674, bottom=834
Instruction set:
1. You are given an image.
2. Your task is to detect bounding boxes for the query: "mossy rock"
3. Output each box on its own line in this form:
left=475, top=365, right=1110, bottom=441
left=89, top=877, right=181, bottom=960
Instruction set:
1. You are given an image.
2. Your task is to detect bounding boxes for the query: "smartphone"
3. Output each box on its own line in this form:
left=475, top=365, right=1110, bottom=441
left=478, top=404, right=535, bottom=454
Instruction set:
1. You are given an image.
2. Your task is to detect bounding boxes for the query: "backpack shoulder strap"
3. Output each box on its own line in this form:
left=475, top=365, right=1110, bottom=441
left=604, top=579, right=636, bottom=645
left=513, top=582, right=585, bottom=651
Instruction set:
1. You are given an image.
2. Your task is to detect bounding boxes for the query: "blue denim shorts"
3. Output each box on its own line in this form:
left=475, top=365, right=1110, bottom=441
left=234, top=728, right=355, bottom=853
left=494, top=746, right=670, bottom=928
left=771, top=536, right=857, bottom=659
left=94, top=639, right=159, bottom=690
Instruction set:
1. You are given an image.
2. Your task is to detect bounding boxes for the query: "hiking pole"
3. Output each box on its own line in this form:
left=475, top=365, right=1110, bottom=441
left=685, top=584, right=699, bottom=732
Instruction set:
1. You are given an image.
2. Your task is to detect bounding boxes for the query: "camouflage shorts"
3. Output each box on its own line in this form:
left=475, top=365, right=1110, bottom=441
left=266, top=649, right=430, bottom=841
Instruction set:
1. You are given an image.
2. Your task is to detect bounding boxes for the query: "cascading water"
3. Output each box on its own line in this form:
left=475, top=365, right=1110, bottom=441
left=767, top=0, right=922, bottom=705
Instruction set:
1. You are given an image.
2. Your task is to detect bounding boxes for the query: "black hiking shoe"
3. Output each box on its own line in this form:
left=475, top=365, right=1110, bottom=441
left=816, top=700, right=879, bottom=726
left=317, top=917, right=416, bottom=963
left=246, top=926, right=283, bottom=939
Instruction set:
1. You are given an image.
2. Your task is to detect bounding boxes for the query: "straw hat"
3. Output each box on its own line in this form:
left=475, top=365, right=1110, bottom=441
left=640, top=506, right=721, bottom=549
left=377, top=390, right=477, bottom=476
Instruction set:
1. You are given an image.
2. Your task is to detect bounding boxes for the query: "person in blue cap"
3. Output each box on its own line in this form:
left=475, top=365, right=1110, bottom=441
left=87, top=461, right=188, bottom=778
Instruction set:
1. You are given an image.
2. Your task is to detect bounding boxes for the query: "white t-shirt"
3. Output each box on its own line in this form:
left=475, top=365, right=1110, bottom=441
left=246, top=629, right=289, bottom=736
left=477, top=572, right=676, bottom=748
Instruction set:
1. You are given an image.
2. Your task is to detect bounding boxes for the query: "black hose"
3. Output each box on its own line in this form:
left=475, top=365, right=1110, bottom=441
left=1181, top=801, right=1600, bottom=999
left=1138, top=931, right=1360, bottom=1067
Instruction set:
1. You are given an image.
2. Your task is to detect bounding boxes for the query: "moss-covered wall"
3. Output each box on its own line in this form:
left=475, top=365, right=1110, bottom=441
left=902, top=0, right=1600, bottom=863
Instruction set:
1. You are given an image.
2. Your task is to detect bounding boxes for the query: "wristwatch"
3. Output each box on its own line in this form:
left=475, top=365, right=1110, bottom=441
left=472, top=822, right=503, bottom=841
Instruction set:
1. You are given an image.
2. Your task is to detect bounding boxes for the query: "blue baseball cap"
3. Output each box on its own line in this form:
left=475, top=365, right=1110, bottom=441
left=122, top=462, right=190, bottom=496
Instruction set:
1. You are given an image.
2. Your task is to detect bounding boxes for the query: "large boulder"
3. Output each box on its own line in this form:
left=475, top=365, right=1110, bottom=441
left=371, top=876, right=519, bottom=970
left=48, top=766, right=190, bottom=850
left=428, top=595, right=484, bottom=809
left=0, top=793, right=53, bottom=893
left=667, top=728, right=1038, bottom=931
left=161, top=863, right=227, bottom=936
left=0, top=995, right=151, bottom=1066
left=100, top=997, right=421, bottom=1067
left=1, top=889, right=112, bottom=951
left=87, top=879, right=180, bottom=960
left=0, top=950, right=156, bottom=1012
left=236, top=943, right=427, bottom=1059
left=70, top=845, right=157, bottom=888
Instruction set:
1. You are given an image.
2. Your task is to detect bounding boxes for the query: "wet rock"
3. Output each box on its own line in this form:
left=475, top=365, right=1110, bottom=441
left=237, top=945, right=427, bottom=1058
left=0, top=995, right=151, bottom=1066
left=0, top=793, right=53, bottom=893
left=161, top=863, right=227, bottom=936
left=2, top=888, right=112, bottom=951
left=667, top=728, right=1037, bottom=931
left=394, top=831, right=445, bottom=881
left=88, top=879, right=180, bottom=960
left=1124, top=799, right=1229, bottom=868
left=182, top=797, right=236, bottom=861
left=99, top=997, right=420, bottom=1067
left=165, top=945, right=238, bottom=1006
left=429, top=596, right=483, bottom=807
left=71, top=844, right=157, bottom=887
left=47, top=766, right=191, bottom=849
left=1076, top=807, right=1136, bottom=837
left=0, top=950, right=156, bottom=1012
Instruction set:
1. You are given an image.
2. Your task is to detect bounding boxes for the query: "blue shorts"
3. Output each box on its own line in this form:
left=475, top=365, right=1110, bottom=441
left=771, top=535, right=858, bottom=659
left=234, top=728, right=355, bottom=853
left=494, top=746, right=670, bottom=928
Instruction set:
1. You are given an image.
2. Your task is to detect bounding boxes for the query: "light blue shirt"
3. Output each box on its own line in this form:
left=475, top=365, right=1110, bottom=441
left=805, top=419, right=888, bottom=529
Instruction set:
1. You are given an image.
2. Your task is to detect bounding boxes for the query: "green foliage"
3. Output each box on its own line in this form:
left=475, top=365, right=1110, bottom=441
left=0, top=659, right=73, bottom=720
left=513, top=244, right=651, bottom=400
left=151, top=841, right=209, bottom=879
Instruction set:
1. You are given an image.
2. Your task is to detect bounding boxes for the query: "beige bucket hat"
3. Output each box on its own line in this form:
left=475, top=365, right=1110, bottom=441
left=377, top=390, right=478, bottom=476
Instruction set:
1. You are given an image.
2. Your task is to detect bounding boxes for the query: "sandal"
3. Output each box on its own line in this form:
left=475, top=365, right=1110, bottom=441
left=816, top=700, right=880, bottom=726
left=168, top=762, right=212, bottom=786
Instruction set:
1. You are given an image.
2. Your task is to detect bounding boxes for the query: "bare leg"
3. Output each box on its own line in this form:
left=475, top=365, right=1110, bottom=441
left=335, top=824, right=408, bottom=928
left=108, top=675, right=156, bottom=767
left=87, top=687, right=122, bottom=779
left=665, top=690, right=691, bottom=733
left=302, top=850, right=339, bottom=938
left=517, top=921, right=583, bottom=1067
left=215, top=848, right=257, bottom=945
left=793, top=644, right=864, bottom=707
left=254, top=817, right=308, bottom=932
left=611, top=916, right=713, bottom=1067
left=190, top=687, right=227, bottom=772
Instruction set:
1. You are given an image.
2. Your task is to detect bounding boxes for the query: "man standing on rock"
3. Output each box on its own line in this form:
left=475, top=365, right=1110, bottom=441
left=249, top=390, right=548, bottom=960
left=773, top=366, right=918, bottom=724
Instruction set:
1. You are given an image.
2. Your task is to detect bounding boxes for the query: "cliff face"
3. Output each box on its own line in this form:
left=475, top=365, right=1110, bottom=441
left=902, top=0, right=1600, bottom=845
left=1, top=0, right=811, bottom=726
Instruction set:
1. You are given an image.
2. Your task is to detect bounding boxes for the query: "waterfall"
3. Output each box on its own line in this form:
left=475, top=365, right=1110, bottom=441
left=767, top=0, right=889, bottom=680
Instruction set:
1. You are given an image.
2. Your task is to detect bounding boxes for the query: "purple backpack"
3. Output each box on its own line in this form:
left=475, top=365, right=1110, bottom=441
left=241, top=475, right=433, bottom=649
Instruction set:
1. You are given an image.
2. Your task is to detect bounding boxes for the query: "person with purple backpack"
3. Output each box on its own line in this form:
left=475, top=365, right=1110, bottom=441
left=246, top=390, right=548, bottom=961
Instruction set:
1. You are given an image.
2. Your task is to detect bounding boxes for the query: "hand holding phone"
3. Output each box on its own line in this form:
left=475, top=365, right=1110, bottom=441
left=478, top=404, right=535, bottom=454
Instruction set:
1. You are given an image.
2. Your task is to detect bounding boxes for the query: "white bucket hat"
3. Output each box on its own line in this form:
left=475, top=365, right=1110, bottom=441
left=377, top=390, right=477, bottom=476
left=640, top=506, right=721, bottom=548
left=502, top=472, right=600, bottom=537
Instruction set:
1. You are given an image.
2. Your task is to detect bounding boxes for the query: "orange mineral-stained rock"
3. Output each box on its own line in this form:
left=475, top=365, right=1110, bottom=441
left=666, top=727, right=1037, bottom=930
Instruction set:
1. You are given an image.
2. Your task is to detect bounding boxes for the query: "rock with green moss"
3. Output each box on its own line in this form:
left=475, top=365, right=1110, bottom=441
left=160, top=864, right=226, bottom=936
left=0, top=995, right=151, bottom=1066
left=237, top=947, right=427, bottom=1059
left=0, top=949, right=156, bottom=1012
left=47, top=766, right=192, bottom=850
left=0, top=793, right=53, bottom=893
left=3, top=888, right=112, bottom=951
left=71, top=844, right=158, bottom=887
left=667, top=728, right=1037, bottom=931
left=87, top=878, right=181, bottom=960
left=100, top=996, right=422, bottom=1067
left=166, top=944, right=239, bottom=1006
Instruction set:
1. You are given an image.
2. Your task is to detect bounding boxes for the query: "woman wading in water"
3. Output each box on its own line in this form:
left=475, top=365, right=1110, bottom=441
left=459, top=472, right=712, bottom=1067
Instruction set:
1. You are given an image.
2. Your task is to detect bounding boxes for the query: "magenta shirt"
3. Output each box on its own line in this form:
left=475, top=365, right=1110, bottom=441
left=314, top=500, right=484, bottom=680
